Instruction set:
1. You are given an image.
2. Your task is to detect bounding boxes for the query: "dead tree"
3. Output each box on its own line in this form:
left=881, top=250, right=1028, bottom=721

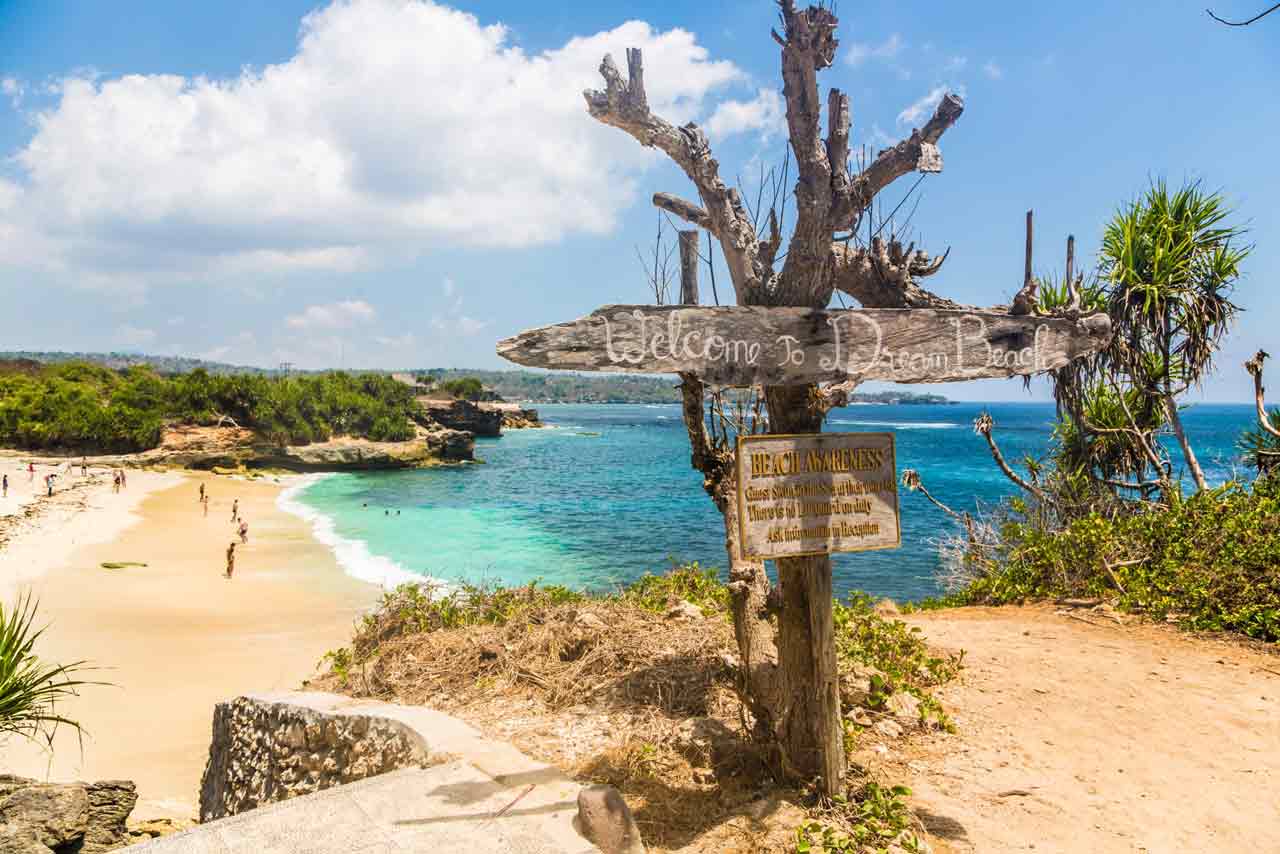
left=583, top=2, right=964, bottom=792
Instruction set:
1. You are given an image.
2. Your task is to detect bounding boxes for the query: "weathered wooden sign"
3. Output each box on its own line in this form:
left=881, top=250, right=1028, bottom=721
left=737, top=432, right=900, bottom=560
left=498, top=305, right=1112, bottom=386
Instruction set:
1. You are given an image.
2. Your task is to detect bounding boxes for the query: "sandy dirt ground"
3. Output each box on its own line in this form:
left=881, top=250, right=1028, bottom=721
left=898, top=605, right=1280, bottom=854
left=0, top=467, right=378, bottom=819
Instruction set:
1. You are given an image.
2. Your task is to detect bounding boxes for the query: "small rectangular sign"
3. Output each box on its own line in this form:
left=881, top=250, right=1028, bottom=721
left=736, top=432, right=900, bottom=560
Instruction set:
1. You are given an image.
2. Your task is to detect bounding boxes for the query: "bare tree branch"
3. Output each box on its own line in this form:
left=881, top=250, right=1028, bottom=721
left=653, top=192, right=712, bottom=229
left=1246, top=350, right=1280, bottom=439
left=1207, top=2, right=1280, bottom=25
left=974, top=413, right=1047, bottom=501
left=585, top=49, right=764, bottom=301
left=836, top=93, right=965, bottom=231
left=831, top=238, right=965, bottom=308
left=774, top=1, right=841, bottom=307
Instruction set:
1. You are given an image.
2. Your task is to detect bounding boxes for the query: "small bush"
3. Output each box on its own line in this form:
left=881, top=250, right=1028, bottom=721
left=935, top=478, right=1280, bottom=642
left=795, top=783, right=923, bottom=853
left=834, top=593, right=963, bottom=727
left=619, top=561, right=729, bottom=616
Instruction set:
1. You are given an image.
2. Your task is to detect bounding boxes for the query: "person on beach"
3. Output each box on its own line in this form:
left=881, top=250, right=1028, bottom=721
left=81, top=458, right=88, bottom=477
left=231, top=498, right=239, bottom=522
left=2, top=474, right=7, bottom=498
left=120, top=469, right=127, bottom=489
left=112, top=471, right=120, bottom=493
left=199, top=483, right=205, bottom=503
left=28, top=462, right=34, bottom=483
left=202, top=493, right=209, bottom=517
left=225, top=542, right=236, bottom=579
left=238, top=520, right=248, bottom=544
left=45, top=474, right=55, bottom=497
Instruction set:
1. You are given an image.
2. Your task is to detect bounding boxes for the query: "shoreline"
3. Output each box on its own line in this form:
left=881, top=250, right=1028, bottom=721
left=0, top=464, right=380, bottom=820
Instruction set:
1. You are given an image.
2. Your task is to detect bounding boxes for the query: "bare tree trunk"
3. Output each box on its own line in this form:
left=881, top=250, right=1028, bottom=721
left=1164, top=395, right=1207, bottom=493
left=764, top=383, right=845, bottom=795
left=714, top=470, right=782, bottom=736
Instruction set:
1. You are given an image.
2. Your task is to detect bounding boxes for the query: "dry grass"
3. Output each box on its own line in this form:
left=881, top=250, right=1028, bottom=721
left=312, top=575, right=961, bottom=853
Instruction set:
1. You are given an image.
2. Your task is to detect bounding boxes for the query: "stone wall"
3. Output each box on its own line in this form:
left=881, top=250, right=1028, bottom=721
left=198, top=695, right=436, bottom=822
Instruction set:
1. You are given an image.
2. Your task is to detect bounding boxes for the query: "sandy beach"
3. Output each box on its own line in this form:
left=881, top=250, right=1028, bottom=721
left=0, top=459, right=379, bottom=819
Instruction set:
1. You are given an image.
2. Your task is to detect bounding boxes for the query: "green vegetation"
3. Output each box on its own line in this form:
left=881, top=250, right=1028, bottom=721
left=0, top=595, right=95, bottom=745
left=438, top=376, right=486, bottom=400
left=917, top=180, right=1279, bottom=643
left=834, top=593, right=962, bottom=727
left=796, top=783, right=923, bottom=853
left=0, top=360, right=421, bottom=452
left=923, top=478, right=1280, bottom=641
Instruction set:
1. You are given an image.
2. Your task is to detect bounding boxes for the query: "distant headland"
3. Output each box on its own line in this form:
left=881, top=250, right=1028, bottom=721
left=0, top=352, right=952, bottom=406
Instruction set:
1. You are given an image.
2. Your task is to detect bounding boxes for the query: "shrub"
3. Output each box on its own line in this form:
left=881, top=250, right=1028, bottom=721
left=934, top=478, right=1280, bottom=641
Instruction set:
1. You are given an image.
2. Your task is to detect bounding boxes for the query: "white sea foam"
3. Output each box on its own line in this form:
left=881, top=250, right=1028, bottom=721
left=829, top=420, right=960, bottom=429
left=276, top=474, right=430, bottom=589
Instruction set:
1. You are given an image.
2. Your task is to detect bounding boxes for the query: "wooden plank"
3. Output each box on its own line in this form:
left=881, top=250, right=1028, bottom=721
left=678, top=230, right=699, bottom=306
left=497, top=304, right=1112, bottom=386
left=736, top=432, right=900, bottom=560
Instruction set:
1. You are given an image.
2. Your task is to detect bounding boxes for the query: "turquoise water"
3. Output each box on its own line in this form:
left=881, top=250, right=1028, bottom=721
left=280, top=402, right=1258, bottom=601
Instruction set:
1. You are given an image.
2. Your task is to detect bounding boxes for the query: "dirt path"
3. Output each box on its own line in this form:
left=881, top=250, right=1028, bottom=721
left=895, top=605, right=1280, bottom=853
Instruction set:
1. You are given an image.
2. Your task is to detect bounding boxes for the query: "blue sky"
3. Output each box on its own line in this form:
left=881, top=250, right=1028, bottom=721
left=1, top=0, right=1277, bottom=401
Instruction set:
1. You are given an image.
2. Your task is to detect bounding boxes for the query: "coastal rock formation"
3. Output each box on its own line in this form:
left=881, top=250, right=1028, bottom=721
left=495, top=403, right=542, bottom=429
left=198, top=695, right=434, bottom=822
left=417, top=398, right=504, bottom=437
left=98, top=423, right=475, bottom=471
left=0, top=775, right=137, bottom=853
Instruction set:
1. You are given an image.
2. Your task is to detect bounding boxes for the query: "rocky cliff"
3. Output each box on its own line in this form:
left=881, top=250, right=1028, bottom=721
left=417, top=397, right=504, bottom=437
left=99, top=423, right=474, bottom=471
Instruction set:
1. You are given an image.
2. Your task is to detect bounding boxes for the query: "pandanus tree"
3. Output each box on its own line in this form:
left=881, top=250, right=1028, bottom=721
left=583, top=2, right=967, bottom=791
left=1094, top=180, right=1249, bottom=494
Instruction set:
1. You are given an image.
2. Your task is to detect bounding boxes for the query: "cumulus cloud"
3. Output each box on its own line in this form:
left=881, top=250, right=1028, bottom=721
left=846, top=34, right=903, bottom=67
left=286, top=300, right=376, bottom=329
left=0, top=0, right=744, bottom=284
left=896, top=84, right=963, bottom=127
left=704, top=87, right=784, bottom=140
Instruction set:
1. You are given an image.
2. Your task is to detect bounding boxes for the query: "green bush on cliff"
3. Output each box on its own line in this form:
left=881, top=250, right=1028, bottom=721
left=927, top=477, right=1280, bottom=642
left=0, top=361, right=421, bottom=452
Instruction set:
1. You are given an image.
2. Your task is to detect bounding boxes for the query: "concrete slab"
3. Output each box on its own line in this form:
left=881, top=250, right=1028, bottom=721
left=123, top=765, right=598, bottom=853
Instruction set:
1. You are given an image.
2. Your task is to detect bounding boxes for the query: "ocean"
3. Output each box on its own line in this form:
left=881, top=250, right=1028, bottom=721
left=278, top=401, right=1259, bottom=602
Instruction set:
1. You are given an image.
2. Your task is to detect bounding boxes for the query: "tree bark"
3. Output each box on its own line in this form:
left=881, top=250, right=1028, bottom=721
left=1164, top=394, right=1207, bottom=493
left=714, top=467, right=782, bottom=737
left=763, top=383, right=845, bottom=795
left=679, top=230, right=700, bottom=306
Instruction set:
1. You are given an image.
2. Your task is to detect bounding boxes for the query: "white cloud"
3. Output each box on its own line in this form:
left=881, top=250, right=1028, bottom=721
left=116, top=325, right=157, bottom=348
left=0, top=0, right=744, bottom=284
left=983, top=61, right=1003, bottom=80
left=704, top=87, right=784, bottom=140
left=896, top=85, right=963, bottom=127
left=945, top=56, right=968, bottom=72
left=1, top=77, right=23, bottom=108
left=846, top=34, right=903, bottom=67
left=442, top=277, right=455, bottom=298
left=285, top=300, right=376, bottom=329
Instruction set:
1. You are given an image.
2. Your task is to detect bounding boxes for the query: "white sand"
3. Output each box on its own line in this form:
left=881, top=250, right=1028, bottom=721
left=0, top=467, right=379, bottom=819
